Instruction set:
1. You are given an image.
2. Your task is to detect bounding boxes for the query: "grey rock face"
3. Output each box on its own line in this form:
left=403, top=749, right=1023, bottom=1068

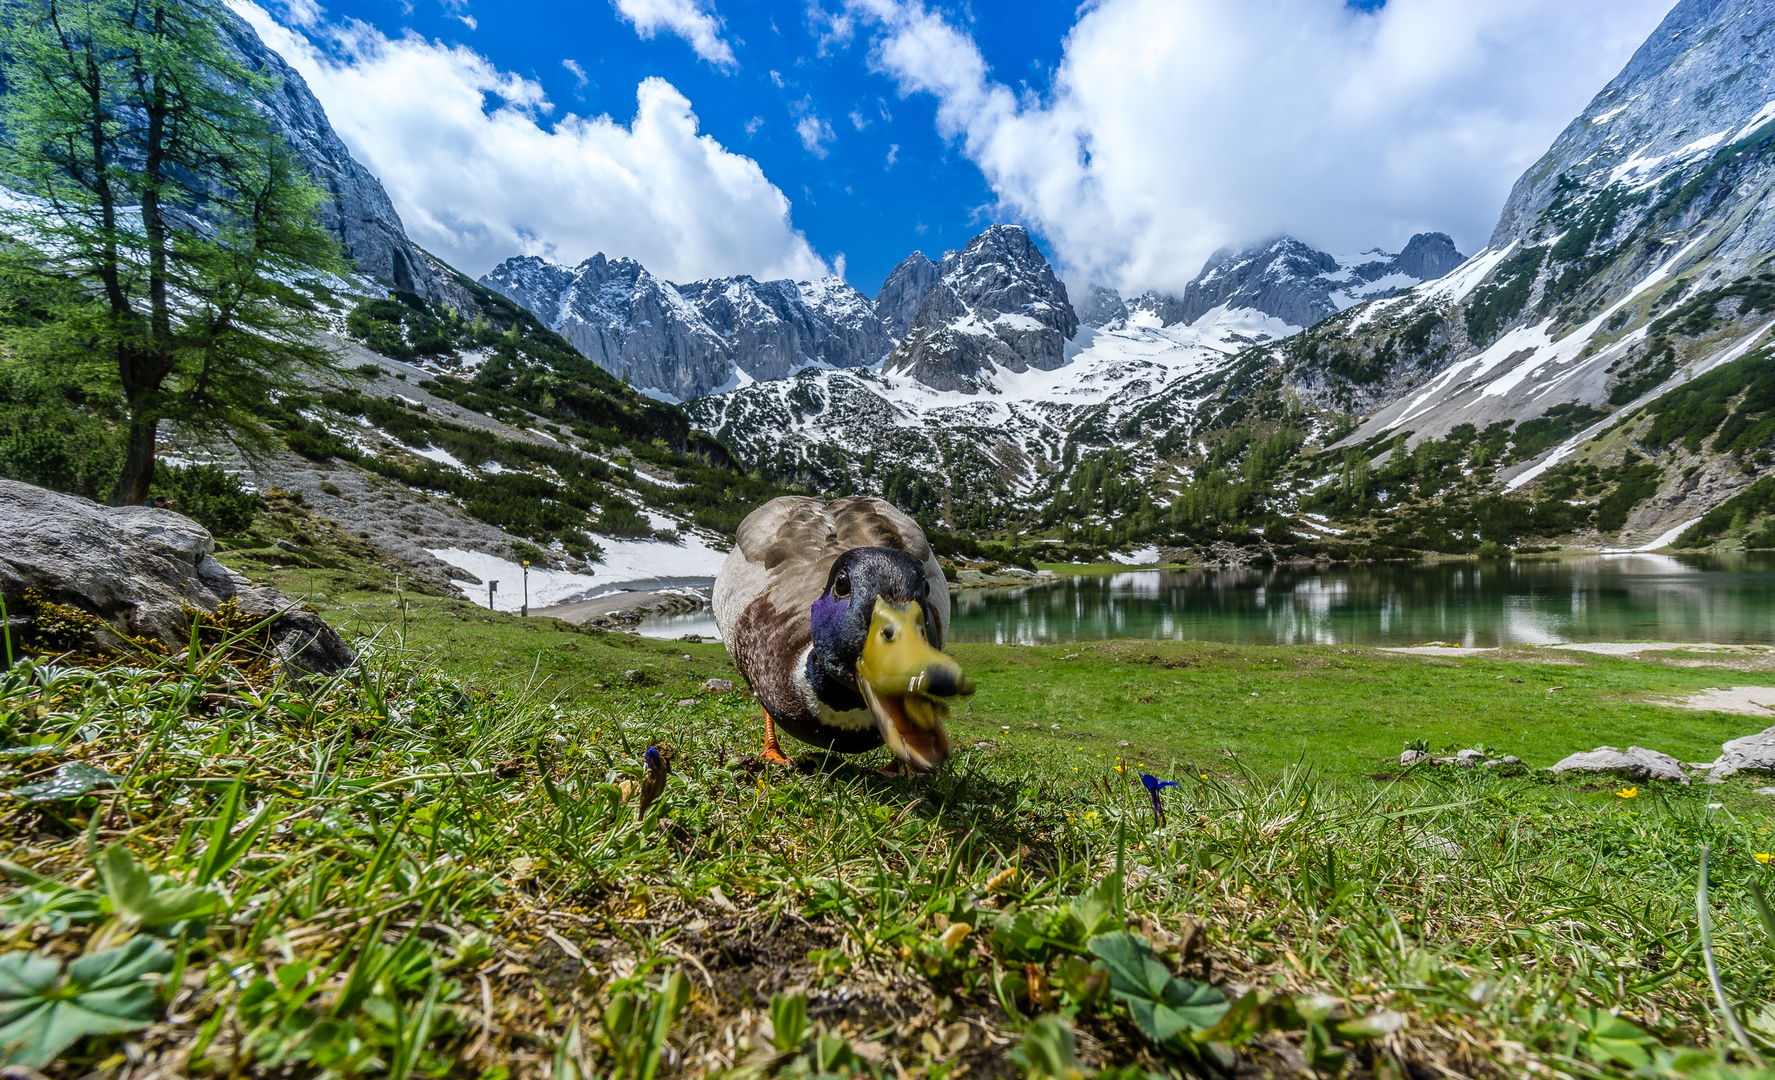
left=1711, top=727, right=1775, bottom=779
left=1547, top=745, right=1688, bottom=784
left=220, top=12, right=451, bottom=305
left=481, top=254, right=886, bottom=399
left=1073, top=283, right=1131, bottom=329
left=875, top=252, right=941, bottom=338
left=1176, top=238, right=1341, bottom=327
left=0, top=480, right=355, bottom=675
left=1490, top=0, right=1775, bottom=265
left=1390, top=232, right=1464, bottom=280
left=883, top=225, right=1079, bottom=394
left=678, top=275, right=891, bottom=384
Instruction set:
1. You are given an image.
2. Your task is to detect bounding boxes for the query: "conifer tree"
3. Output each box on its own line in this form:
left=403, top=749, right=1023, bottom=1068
left=0, top=0, right=344, bottom=504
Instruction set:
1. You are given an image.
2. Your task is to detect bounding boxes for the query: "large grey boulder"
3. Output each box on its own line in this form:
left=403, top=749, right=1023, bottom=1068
left=1547, top=745, right=1688, bottom=784
left=1710, top=728, right=1775, bottom=780
left=0, top=480, right=355, bottom=675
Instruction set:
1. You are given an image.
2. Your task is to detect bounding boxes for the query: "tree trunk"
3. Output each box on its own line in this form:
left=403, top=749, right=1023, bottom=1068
left=110, top=416, right=157, bottom=506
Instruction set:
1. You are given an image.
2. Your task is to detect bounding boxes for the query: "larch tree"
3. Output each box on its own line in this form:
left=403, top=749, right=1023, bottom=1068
left=0, top=0, right=344, bottom=505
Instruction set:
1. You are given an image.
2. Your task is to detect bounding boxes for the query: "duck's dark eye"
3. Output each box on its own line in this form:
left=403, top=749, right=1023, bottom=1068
left=833, top=571, right=851, bottom=598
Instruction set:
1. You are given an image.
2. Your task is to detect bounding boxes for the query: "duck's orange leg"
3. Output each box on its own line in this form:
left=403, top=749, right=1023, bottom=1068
left=760, top=707, right=795, bottom=766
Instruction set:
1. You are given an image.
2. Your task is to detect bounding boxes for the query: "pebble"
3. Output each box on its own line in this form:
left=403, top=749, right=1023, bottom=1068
left=700, top=677, right=735, bottom=694
left=1413, top=835, right=1460, bottom=858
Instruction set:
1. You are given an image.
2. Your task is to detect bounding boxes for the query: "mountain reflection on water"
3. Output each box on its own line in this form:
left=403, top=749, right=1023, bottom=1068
left=946, top=553, right=1775, bottom=647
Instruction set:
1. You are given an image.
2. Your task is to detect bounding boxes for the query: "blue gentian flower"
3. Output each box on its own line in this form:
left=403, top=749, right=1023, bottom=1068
left=1140, top=773, right=1177, bottom=826
left=638, top=745, right=670, bottom=816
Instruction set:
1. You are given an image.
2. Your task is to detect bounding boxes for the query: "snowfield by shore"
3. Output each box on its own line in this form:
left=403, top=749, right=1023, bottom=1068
left=429, top=531, right=729, bottom=612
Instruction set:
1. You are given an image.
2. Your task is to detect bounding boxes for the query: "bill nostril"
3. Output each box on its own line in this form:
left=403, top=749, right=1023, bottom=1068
left=924, top=667, right=961, bottom=697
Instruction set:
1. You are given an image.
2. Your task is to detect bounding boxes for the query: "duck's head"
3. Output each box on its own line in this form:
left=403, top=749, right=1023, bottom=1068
left=808, top=547, right=973, bottom=774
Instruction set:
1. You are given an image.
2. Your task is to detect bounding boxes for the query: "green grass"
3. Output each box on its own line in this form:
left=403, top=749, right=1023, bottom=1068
left=942, top=640, right=1774, bottom=788
left=7, top=594, right=1775, bottom=1078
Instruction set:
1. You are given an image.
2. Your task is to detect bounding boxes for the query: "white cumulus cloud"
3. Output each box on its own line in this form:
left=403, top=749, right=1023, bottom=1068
left=230, top=2, right=826, bottom=283
left=851, top=0, right=1676, bottom=296
left=612, top=0, right=736, bottom=69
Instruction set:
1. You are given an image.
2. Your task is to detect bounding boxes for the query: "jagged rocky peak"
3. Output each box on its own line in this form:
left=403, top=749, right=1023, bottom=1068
left=875, top=251, right=941, bottom=338
left=882, top=224, right=1079, bottom=394
left=479, top=253, right=889, bottom=400
left=1111, top=233, right=1465, bottom=332
left=220, top=10, right=461, bottom=307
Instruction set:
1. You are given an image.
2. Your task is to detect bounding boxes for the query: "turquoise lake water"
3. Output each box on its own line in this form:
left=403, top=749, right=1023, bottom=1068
left=942, top=553, right=1775, bottom=647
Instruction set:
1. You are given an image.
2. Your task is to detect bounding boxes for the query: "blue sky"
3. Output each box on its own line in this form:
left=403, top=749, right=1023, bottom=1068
left=240, top=0, right=1678, bottom=297
left=329, top=0, right=1078, bottom=291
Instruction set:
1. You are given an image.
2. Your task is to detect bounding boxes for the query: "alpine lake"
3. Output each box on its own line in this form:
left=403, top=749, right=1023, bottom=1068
left=638, top=551, right=1775, bottom=647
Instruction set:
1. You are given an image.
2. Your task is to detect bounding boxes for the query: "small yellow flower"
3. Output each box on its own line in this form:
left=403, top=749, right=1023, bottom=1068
left=1616, top=787, right=1638, bottom=799
left=938, top=922, right=972, bottom=951
left=1756, top=853, right=1772, bottom=865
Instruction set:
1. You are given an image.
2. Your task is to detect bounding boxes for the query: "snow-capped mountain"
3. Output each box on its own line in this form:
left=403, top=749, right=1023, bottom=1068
left=1284, top=0, right=1775, bottom=443
left=479, top=255, right=889, bottom=400
left=881, top=225, right=1080, bottom=393
left=1253, top=0, right=1775, bottom=545
left=687, top=227, right=1464, bottom=512
left=686, top=300, right=1297, bottom=515
left=1087, top=233, right=1465, bottom=331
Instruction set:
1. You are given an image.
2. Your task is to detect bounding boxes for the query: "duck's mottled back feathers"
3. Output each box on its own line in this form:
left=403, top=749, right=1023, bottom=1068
left=713, top=497, right=950, bottom=748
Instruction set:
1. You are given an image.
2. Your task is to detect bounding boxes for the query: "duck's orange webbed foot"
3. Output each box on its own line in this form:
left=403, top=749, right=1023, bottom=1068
left=760, top=708, right=795, bottom=767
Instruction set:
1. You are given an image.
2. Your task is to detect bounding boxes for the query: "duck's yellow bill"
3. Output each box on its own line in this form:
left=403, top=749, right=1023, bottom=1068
left=856, top=597, right=974, bottom=774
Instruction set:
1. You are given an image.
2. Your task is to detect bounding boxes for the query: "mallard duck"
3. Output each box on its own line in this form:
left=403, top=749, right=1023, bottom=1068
left=713, top=496, right=974, bottom=774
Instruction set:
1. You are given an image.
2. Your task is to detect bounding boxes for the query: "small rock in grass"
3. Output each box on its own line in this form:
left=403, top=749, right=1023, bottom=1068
left=1709, top=727, right=1775, bottom=780
left=1755, top=787, right=1775, bottom=796
left=1483, top=759, right=1503, bottom=767
left=1413, top=834, right=1460, bottom=858
left=676, top=698, right=698, bottom=707
left=700, top=677, right=734, bottom=694
left=1401, top=749, right=1431, bottom=767
left=624, top=668, right=647, bottom=685
left=1501, top=755, right=1523, bottom=766
left=1455, top=749, right=1484, bottom=767
left=1547, top=746, right=1688, bottom=784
